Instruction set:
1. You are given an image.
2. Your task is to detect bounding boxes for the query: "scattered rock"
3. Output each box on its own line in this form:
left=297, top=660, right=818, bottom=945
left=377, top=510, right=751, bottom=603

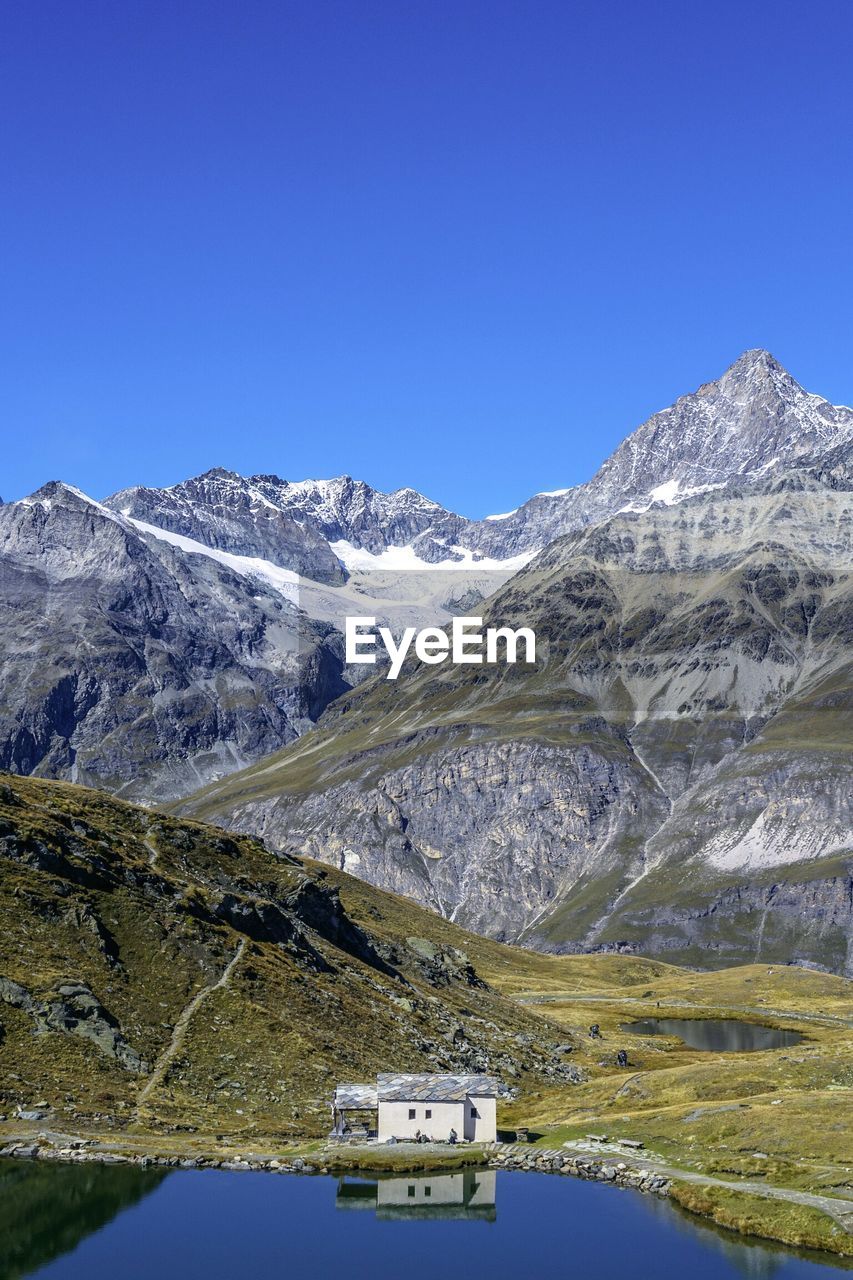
left=0, top=978, right=145, bottom=1074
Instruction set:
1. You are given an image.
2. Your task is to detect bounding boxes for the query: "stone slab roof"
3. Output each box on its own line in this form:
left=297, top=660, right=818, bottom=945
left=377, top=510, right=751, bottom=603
left=377, top=1073, right=500, bottom=1102
left=334, top=1082, right=379, bottom=1109
left=335, top=1073, right=500, bottom=1108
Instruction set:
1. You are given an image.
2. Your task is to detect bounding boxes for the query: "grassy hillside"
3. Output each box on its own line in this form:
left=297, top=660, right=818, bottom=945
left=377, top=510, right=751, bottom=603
left=492, top=958, right=853, bottom=1246
left=0, top=773, right=580, bottom=1142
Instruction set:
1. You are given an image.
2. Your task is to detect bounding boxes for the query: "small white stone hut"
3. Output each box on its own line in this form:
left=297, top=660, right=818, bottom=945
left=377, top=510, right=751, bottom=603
left=332, top=1073, right=499, bottom=1143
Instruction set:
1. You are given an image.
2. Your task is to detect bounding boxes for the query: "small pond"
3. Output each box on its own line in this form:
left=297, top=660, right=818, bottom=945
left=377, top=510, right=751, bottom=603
left=621, top=1016, right=804, bottom=1052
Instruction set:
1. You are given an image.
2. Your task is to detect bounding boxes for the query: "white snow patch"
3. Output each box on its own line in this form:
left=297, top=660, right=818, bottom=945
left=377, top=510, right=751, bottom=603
left=282, top=478, right=331, bottom=493
left=750, top=456, right=781, bottom=476
left=618, top=478, right=727, bottom=515
left=535, top=487, right=573, bottom=498
left=128, top=519, right=299, bottom=602
left=124, top=518, right=531, bottom=634
left=484, top=508, right=518, bottom=521
left=649, top=478, right=681, bottom=505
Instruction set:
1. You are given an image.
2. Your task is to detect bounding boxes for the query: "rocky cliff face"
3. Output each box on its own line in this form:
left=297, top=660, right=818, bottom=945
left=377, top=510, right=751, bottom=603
left=0, top=484, right=346, bottom=801
left=180, top=450, right=853, bottom=972
left=223, top=738, right=668, bottom=940
left=108, top=468, right=347, bottom=584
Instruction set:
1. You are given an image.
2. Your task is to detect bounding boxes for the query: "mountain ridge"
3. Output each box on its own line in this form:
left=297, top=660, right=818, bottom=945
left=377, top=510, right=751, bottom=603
left=0, top=482, right=347, bottom=801
left=176, top=447, right=853, bottom=972
left=101, top=350, right=853, bottom=579
left=1, top=351, right=851, bottom=970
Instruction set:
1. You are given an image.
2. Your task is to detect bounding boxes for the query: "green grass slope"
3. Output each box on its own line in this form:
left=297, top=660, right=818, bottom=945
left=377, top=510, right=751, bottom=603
left=0, top=774, right=579, bottom=1143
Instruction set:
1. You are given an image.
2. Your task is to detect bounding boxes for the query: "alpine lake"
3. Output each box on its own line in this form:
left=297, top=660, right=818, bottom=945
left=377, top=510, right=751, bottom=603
left=619, top=1018, right=805, bottom=1053
left=1, top=1159, right=848, bottom=1280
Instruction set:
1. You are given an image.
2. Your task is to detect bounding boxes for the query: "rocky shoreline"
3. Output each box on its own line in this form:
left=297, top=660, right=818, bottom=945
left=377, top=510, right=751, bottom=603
left=0, top=1134, right=670, bottom=1199
left=0, top=1137, right=318, bottom=1175
left=489, top=1143, right=670, bottom=1196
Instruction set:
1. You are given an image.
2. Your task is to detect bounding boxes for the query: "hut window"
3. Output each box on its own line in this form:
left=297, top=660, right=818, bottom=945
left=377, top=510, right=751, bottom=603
left=408, top=1108, right=416, bottom=1119
left=425, top=1109, right=432, bottom=1119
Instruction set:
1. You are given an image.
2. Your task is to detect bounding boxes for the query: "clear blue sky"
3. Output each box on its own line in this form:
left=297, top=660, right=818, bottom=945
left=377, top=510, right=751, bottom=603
left=2, top=0, right=852, bottom=517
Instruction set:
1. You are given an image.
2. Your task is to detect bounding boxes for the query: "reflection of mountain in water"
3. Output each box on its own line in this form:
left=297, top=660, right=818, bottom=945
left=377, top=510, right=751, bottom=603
left=0, top=1160, right=167, bottom=1280
left=336, top=1170, right=497, bottom=1223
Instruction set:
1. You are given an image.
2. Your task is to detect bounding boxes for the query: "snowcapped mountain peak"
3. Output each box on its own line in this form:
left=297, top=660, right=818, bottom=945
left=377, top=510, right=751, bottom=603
left=91, top=351, right=853, bottom=585
left=197, top=466, right=242, bottom=481
left=581, top=351, right=852, bottom=503
left=24, top=479, right=93, bottom=504
left=250, top=474, right=468, bottom=560
left=104, top=470, right=478, bottom=579
left=465, top=351, right=853, bottom=560
left=391, top=485, right=441, bottom=503
left=721, top=347, right=783, bottom=377
left=711, top=348, right=803, bottom=405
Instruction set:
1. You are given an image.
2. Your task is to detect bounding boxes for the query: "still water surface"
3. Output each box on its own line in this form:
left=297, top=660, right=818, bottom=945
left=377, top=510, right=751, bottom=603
left=0, top=1160, right=846, bottom=1280
left=622, top=1017, right=804, bottom=1052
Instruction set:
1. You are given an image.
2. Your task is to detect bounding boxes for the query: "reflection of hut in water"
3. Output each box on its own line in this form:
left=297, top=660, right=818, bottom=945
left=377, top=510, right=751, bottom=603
left=336, top=1177, right=382, bottom=1211
left=335, top=1170, right=497, bottom=1223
